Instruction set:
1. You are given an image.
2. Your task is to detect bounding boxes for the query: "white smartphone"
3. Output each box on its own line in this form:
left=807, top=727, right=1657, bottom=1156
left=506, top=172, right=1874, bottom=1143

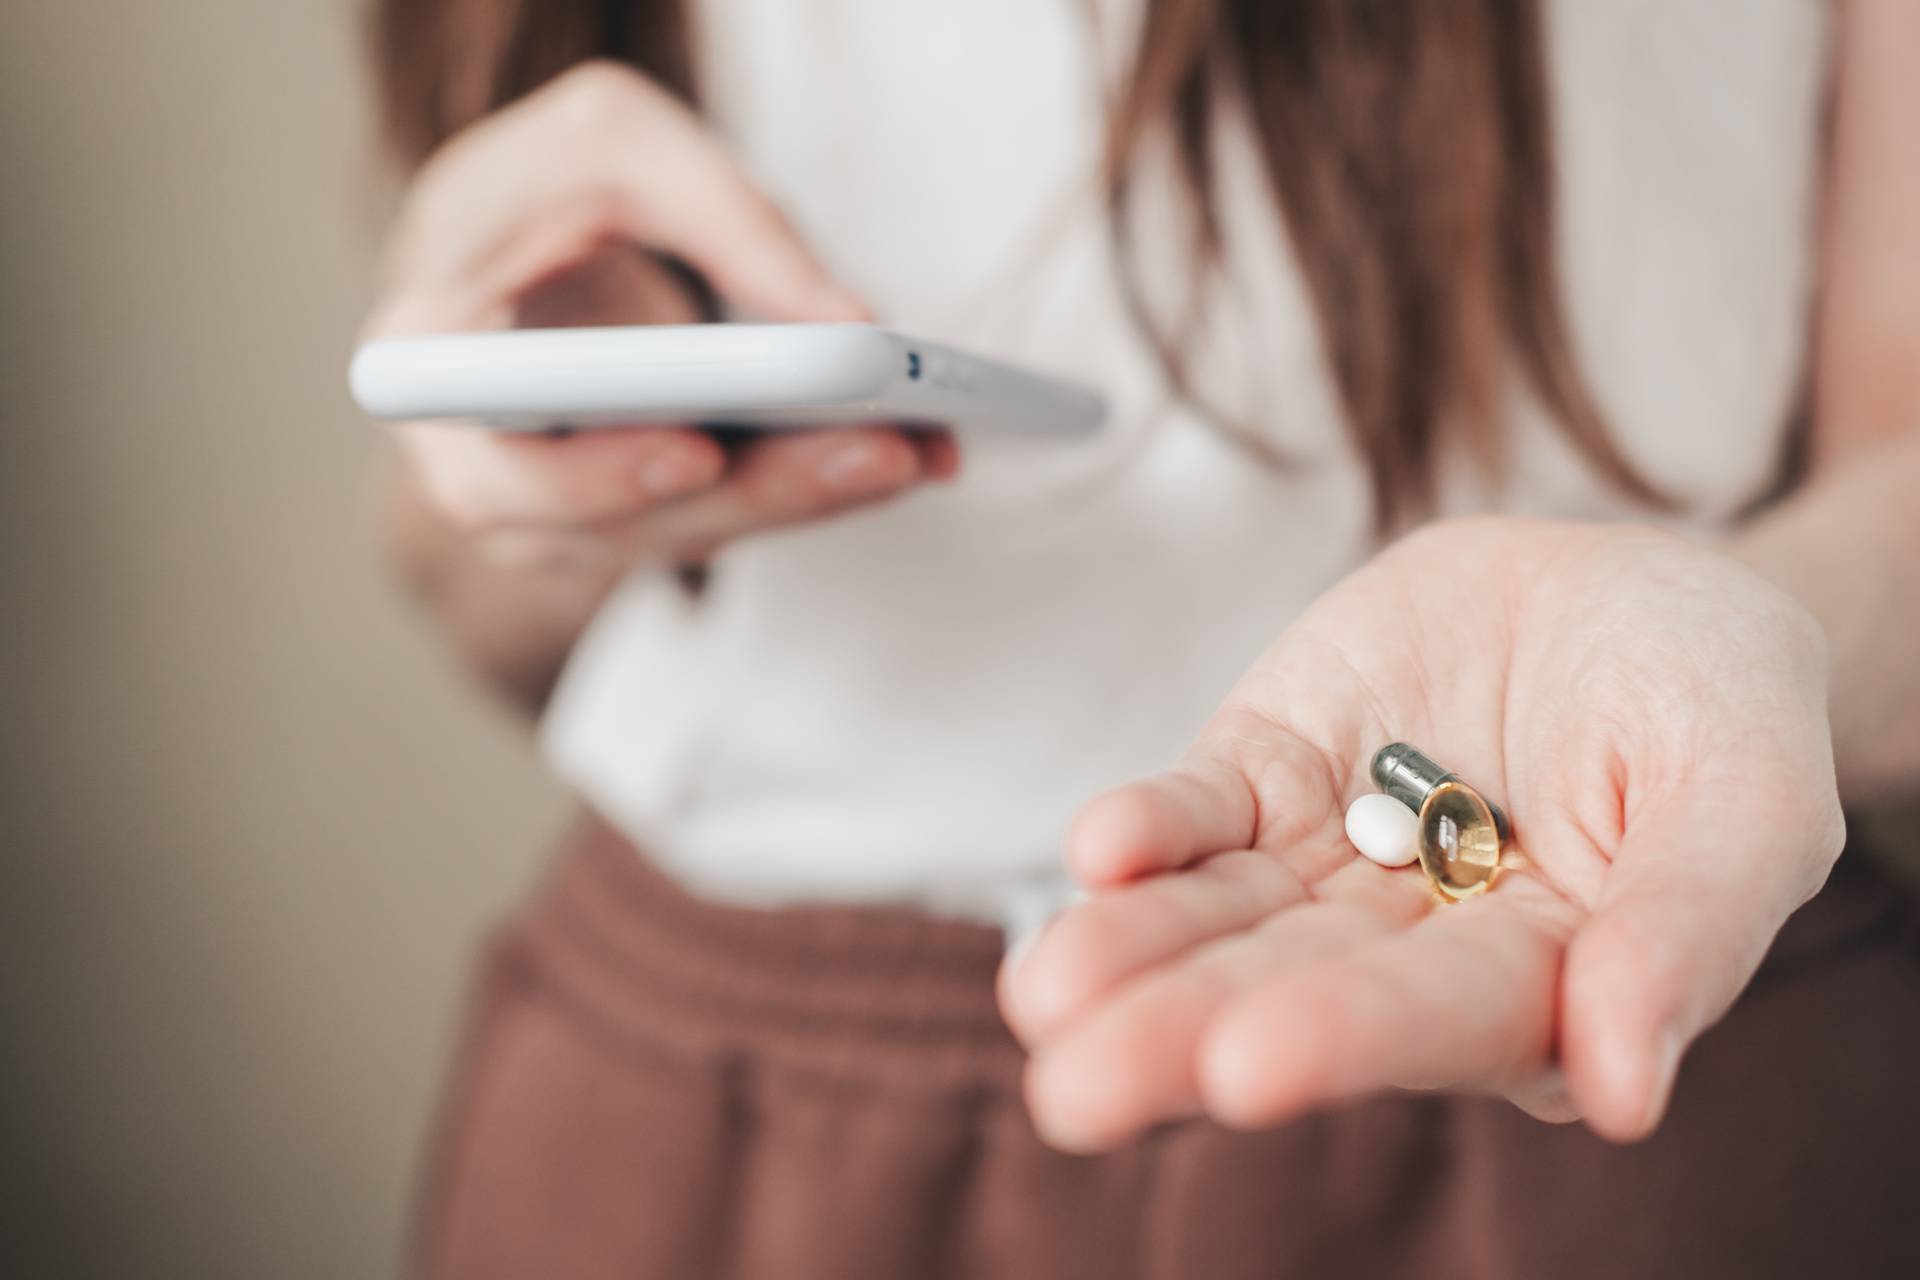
left=350, top=323, right=1105, bottom=437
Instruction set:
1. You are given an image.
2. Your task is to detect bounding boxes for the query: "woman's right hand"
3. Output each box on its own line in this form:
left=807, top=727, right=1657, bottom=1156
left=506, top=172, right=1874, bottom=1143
left=366, top=60, right=953, bottom=576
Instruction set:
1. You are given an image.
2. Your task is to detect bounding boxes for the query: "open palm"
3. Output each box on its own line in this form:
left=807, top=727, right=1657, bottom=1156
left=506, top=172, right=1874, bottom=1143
left=1001, top=517, right=1843, bottom=1148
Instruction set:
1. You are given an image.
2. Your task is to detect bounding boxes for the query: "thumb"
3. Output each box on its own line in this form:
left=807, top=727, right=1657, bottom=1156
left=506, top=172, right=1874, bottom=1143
left=1557, top=779, right=1843, bottom=1141
left=391, top=62, right=869, bottom=329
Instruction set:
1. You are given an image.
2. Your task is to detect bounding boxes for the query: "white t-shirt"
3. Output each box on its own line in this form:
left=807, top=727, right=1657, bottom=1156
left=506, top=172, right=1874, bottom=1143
left=543, top=0, right=1828, bottom=933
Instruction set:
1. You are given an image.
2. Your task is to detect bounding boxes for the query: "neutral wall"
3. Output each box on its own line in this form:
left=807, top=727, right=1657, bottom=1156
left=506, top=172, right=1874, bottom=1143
left=1, top=4, right=568, bottom=1275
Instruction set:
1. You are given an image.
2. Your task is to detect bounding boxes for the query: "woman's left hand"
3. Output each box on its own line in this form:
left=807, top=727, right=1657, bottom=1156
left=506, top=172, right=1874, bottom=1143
left=1000, top=516, right=1845, bottom=1149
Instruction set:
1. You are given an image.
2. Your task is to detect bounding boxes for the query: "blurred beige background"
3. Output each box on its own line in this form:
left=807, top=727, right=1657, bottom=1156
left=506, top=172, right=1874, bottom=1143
left=1, top=3, right=568, bottom=1274
left=12, top=5, right=1920, bottom=1279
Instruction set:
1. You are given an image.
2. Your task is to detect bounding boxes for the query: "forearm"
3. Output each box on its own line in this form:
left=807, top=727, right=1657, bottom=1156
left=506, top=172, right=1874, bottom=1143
left=383, top=458, right=622, bottom=717
left=1736, top=0, right=1920, bottom=801
left=1728, top=431, right=1920, bottom=801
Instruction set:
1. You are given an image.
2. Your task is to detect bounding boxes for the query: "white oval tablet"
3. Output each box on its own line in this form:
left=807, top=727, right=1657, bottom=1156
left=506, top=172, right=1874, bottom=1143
left=1344, top=793, right=1420, bottom=868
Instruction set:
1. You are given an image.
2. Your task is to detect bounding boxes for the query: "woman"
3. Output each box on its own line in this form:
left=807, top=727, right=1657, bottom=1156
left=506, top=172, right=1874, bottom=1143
left=366, top=0, right=1920, bottom=1275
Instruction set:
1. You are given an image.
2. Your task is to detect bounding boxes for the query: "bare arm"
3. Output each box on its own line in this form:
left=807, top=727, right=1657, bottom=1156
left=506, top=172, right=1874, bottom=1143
left=383, top=451, right=628, bottom=712
left=1729, top=0, right=1920, bottom=801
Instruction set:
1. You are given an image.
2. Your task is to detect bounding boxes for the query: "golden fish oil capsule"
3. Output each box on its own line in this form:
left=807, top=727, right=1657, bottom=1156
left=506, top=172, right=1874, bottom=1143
left=1415, top=780, right=1502, bottom=901
left=1369, top=744, right=1508, bottom=902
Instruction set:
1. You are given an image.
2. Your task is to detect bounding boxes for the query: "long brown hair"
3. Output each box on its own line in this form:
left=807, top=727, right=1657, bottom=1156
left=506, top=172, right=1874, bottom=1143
left=372, top=0, right=1664, bottom=527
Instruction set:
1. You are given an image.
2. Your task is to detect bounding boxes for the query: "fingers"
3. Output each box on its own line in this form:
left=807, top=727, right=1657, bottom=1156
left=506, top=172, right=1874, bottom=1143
left=395, top=421, right=940, bottom=569
left=1001, top=850, right=1314, bottom=1044
left=625, top=428, right=927, bottom=557
left=1196, top=885, right=1576, bottom=1131
left=386, top=61, right=864, bottom=331
left=911, top=431, right=962, bottom=480
left=1557, top=781, right=1843, bottom=1141
left=396, top=424, right=728, bottom=529
left=366, top=61, right=898, bottom=566
left=1034, top=780, right=1840, bottom=1148
left=1068, top=710, right=1343, bottom=887
left=1021, top=887, right=1415, bottom=1152
left=1067, top=762, right=1259, bottom=886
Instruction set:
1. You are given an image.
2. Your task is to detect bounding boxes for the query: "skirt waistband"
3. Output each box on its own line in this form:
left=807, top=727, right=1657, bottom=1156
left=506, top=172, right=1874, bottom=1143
left=495, top=813, right=1025, bottom=1099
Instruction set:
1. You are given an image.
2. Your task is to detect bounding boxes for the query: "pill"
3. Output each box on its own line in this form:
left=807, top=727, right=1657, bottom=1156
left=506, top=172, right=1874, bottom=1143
left=1344, top=793, right=1419, bottom=868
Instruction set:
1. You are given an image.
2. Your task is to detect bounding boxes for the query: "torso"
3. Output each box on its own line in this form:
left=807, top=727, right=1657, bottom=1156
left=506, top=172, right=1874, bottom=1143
left=542, top=0, right=1829, bottom=932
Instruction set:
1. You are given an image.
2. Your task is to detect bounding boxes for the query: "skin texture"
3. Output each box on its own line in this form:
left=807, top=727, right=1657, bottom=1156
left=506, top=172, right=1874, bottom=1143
left=1000, top=518, right=1842, bottom=1148
left=370, top=62, right=956, bottom=710
left=1001, top=0, right=1920, bottom=1150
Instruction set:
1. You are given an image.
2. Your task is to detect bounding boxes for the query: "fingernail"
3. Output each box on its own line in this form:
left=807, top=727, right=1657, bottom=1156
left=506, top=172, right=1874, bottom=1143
left=643, top=452, right=709, bottom=499
left=819, top=443, right=895, bottom=496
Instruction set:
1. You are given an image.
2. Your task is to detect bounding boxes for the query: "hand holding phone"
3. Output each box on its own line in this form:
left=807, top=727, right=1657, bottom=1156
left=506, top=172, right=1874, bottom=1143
left=362, top=60, right=958, bottom=573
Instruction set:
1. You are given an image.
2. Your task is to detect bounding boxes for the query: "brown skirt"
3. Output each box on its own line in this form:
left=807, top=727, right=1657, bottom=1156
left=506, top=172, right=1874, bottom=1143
left=415, top=816, right=1920, bottom=1279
